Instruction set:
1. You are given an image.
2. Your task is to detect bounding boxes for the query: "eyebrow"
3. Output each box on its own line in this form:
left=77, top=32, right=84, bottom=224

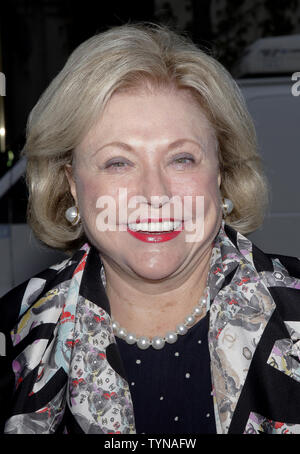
left=91, top=138, right=205, bottom=157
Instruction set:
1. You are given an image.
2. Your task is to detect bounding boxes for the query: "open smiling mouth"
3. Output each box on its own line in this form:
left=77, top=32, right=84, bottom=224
left=127, top=219, right=184, bottom=243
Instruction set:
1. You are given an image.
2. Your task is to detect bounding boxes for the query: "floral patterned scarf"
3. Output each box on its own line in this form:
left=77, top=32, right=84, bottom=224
left=3, top=221, right=300, bottom=434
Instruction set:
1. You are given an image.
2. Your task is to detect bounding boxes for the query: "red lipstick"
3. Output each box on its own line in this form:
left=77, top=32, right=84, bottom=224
left=127, top=218, right=183, bottom=243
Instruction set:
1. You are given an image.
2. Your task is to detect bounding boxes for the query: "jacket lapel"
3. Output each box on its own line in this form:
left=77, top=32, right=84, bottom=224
left=208, top=223, right=276, bottom=433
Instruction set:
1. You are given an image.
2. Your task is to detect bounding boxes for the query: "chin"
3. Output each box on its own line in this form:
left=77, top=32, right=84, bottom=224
left=121, top=248, right=178, bottom=280
left=130, top=265, right=178, bottom=282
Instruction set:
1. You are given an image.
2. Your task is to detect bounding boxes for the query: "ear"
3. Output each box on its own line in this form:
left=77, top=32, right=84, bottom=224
left=65, top=164, right=78, bottom=205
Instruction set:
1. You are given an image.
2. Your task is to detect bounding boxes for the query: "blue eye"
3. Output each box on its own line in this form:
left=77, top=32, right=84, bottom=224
left=175, top=157, right=194, bottom=163
left=110, top=162, right=125, bottom=167
left=173, top=156, right=195, bottom=166
left=105, top=160, right=128, bottom=169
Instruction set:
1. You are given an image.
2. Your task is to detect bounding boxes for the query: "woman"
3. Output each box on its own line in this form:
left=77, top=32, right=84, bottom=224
left=0, top=22, right=300, bottom=435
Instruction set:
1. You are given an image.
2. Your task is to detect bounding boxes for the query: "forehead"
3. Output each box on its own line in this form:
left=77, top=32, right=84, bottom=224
left=77, top=86, right=217, bottom=153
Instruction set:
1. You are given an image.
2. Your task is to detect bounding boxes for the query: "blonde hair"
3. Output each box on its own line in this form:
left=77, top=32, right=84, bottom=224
left=24, top=22, right=269, bottom=253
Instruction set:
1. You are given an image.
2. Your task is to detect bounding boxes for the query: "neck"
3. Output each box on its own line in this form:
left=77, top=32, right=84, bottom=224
left=99, top=247, right=212, bottom=338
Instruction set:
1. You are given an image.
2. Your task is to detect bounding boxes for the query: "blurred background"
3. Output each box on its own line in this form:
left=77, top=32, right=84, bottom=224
left=0, top=0, right=300, bottom=296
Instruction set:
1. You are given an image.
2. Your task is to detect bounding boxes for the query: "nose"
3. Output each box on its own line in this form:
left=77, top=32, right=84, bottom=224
left=140, top=166, right=172, bottom=208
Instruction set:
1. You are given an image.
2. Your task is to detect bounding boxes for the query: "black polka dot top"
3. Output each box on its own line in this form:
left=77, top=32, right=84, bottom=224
left=116, top=312, right=216, bottom=434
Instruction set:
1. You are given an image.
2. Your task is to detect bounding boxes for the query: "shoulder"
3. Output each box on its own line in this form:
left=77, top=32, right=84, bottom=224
left=0, top=248, right=86, bottom=334
left=225, top=224, right=300, bottom=279
left=248, top=244, right=300, bottom=320
left=0, top=247, right=87, bottom=432
left=266, top=252, right=300, bottom=280
left=252, top=242, right=300, bottom=281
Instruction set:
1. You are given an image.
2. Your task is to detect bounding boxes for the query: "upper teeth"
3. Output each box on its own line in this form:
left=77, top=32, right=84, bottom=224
left=128, top=221, right=182, bottom=232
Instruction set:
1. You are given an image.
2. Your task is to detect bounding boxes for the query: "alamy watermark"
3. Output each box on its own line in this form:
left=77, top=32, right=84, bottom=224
left=0, top=72, right=5, bottom=96
left=95, top=188, right=205, bottom=243
left=291, top=72, right=300, bottom=96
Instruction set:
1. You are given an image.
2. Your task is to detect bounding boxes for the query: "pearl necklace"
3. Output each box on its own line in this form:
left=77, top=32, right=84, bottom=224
left=100, top=265, right=209, bottom=350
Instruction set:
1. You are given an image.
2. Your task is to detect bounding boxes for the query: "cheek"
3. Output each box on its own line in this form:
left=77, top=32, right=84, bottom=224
left=199, top=173, right=222, bottom=217
left=168, top=172, right=220, bottom=227
left=75, top=174, right=107, bottom=216
left=173, top=170, right=220, bottom=200
left=76, top=175, right=129, bottom=233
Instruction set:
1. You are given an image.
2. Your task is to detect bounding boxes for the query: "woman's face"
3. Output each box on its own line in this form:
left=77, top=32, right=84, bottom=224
left=67, top=87, right=222, bottom=281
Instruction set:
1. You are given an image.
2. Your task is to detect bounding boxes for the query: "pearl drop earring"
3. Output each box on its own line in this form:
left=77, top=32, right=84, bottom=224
left=222, top=198, right=234, bottom=217
left=65, top=206, right=81, bottom=225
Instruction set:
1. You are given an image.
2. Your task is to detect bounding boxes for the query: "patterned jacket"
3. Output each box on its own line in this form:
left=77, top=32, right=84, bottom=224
left=0, top=222, right=300, bottom=434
